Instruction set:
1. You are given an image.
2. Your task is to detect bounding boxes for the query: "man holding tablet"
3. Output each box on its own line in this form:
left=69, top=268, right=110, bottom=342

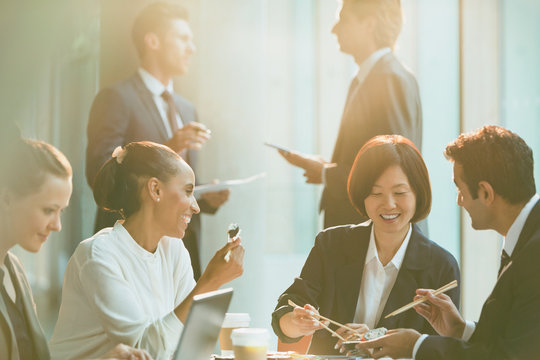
left=276, top=0, right=422, bottom=228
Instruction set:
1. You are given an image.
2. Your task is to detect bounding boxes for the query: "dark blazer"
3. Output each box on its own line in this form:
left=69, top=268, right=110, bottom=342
left=321, top=52, right=422, bottom=228
left=271, top=222, right=460, bottom=355
left=86, top=73, right=216, bottom=279
left=0, top=253, right=50, bottom=360
left=417, top=200, right=540, bottom=360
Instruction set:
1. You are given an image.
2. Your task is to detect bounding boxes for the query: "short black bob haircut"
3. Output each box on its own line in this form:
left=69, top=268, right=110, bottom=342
left=347, top=134, right=431, bottom=223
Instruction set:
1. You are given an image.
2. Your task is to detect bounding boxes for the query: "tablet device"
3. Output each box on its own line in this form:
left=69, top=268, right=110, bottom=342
left=172, top=288, right=233, bottom=360
left=264, top=142, right=292, bottom=154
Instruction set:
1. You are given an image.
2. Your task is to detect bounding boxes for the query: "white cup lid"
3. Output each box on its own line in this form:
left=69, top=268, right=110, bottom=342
left=222, top=313, right=251, bottom=328
left=231, top=328, right=269, bottom=346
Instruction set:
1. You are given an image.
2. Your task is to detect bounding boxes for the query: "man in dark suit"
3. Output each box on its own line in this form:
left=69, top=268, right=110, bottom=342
left=356, top=125, right=540, bottom=359
left=86, top=2, right=229, bottom=280
left=278, top=0, right=422, bottom=228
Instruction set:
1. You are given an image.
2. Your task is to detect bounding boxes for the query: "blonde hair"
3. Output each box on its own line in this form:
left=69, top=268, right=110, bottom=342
left=348, top=0, right=403, bottom=49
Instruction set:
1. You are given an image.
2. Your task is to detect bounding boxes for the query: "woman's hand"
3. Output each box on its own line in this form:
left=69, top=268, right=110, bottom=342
left=198, top=237, right=244, bottom=289
left=101, top=344, right=152, bottom=360
left=335, top=323, right=369, bottom=351
left=174, top=238, right=244, bottom=323
left=413, top=289, right=465, bottom=338
left=279, top=303, right=328, bottom=339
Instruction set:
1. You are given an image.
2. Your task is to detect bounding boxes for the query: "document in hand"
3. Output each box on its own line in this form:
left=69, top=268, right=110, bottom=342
left=194, top=172, right=266, bottom=199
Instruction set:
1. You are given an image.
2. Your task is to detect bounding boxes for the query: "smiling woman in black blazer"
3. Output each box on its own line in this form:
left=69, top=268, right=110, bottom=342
left=271, top=135, right=460, bottom=355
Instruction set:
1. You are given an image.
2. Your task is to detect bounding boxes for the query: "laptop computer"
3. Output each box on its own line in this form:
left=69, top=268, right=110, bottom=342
left=173, top=287, right=233, bottom=360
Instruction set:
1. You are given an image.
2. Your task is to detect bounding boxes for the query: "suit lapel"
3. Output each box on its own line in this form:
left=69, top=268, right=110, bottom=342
left=131, top=74, right=169, bottom=141
left=512, top=200, right=540, bottom=258
left=173, top=94, right=197, bottom=166
left=0, top=291, right=18, bottom=359
left=6, top=255, right=48, bottom=359
left=377, top=225, right=428, bottom=329
left=333, top=225, right=370, bottom=323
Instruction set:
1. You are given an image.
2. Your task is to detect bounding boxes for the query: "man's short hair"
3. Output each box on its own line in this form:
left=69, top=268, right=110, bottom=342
left=132, top=2, right=189, bottom=57
left=347, top=135, right=431, bottom=223
left=347, top=0, right=403, bottom=48
left=445, top=125, right=536, bottom=204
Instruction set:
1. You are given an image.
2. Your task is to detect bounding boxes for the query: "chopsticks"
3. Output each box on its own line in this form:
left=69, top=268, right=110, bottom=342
left=384, top=279, right=458, bottom=319
left=287, top=299, right=357, bottom=341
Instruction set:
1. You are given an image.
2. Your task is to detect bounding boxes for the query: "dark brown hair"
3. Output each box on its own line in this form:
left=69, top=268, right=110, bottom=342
left=132, top=2, right=189, bottom=57
left=445, top=125, right=535, bottom=204
left=347, top=135, right=431, bottom=223
left=93, top=141, right=183, bottom=218
left=0, top=122, right=72, bottom=196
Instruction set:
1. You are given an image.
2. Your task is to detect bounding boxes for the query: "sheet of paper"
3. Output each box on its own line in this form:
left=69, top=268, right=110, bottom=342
left=194, top=172, right=266, bottom=199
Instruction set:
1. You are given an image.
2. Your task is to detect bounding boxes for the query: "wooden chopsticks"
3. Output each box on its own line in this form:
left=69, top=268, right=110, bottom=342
left=288, top=299, right=361, bottom=341
left=384, top=279, right=458, bottom=319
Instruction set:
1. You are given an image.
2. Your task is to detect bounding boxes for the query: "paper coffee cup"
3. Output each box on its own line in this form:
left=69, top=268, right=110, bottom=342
left=231, top=328, right=268, bottom=360
left=219, top=313, right=250, bottom=356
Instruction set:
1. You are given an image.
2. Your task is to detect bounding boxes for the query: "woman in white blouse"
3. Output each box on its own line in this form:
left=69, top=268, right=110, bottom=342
left=271, top=135, right=460, bottom=355
left=49, top=141, right=244, bottom=360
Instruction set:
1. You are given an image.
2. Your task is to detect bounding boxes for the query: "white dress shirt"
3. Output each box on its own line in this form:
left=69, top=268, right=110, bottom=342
left=321, top=47, right=391, bottom=184
left=138, top=68, right=184, bottom=138
left=49, top=222, right=196, bottom=360
left=412, top=194, right=540, bottom=358
left=354, top=223, right=412, bottom=329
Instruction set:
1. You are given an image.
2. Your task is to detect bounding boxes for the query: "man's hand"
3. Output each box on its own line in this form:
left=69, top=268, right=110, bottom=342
left=277, top=150, right=328, bottom=184
left=166, top=122, right=211, bottom=153
left=413, top=289, right=465, bottom=338
left=101, top=344, right=152, bottom=360
left=335, top=323, right=370, bottom=350
left=200, top=180, right=230, bottom=208
left=354, top=328, right=420, bottom=359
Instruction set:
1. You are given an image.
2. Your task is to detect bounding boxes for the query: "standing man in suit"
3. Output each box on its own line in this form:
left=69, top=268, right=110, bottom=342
left=86, top=2, right=229, bottom=280
left=355, top=125, right=540, bottom=359
left=278, top=0, right=422, bottom=228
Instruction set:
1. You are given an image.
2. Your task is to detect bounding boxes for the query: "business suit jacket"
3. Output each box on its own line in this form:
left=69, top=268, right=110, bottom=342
left=321, top=52, right=422, bottom=228
left=417, top=200, right=540, bottom=360
left=0, top=252, right=50, bottom=360
left=86, top=73, right=216, bottom=279
left=271, top=222, right=459, bottom=355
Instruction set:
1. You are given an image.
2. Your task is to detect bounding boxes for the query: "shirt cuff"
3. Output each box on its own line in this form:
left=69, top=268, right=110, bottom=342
left=412, top=334, right=428, bottom=359
left=461, top=320, right=476, bottom=341
left=321, top=165, right=328, bottom=185
left=163, top=311, right=184, bottom=352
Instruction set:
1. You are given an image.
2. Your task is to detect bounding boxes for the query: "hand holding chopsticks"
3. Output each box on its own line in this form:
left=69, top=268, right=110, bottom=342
left=287, top=299, right=369, bottom=341
left=384, top=280, right=458, bottom=319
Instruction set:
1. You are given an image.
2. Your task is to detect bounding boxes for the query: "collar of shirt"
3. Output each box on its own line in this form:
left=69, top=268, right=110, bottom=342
left=504, top=193, right=540, bottom=256
left=365, top=222, right=412, bottom=269
left=355, top=47, right=392, bottom=86
left=138, top=67, right=174, bottom=96
left=113, top=220, right=163, bottom=261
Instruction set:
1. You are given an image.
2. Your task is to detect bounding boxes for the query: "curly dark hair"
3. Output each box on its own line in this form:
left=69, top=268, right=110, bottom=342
left=445, top=125, right=536, bottom=204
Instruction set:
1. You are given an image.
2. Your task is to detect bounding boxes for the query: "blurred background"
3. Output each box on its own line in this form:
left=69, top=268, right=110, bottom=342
left=1, top=0, right=539, bottom=350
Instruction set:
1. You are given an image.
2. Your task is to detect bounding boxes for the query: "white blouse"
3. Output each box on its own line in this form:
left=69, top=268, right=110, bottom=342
left=354, top=224, right=412, bottom=329
left=49, top=222, right=196, bottom=360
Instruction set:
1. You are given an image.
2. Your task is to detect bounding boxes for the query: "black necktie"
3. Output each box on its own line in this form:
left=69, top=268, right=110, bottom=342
left=161, top=90, right=179, bottom=133
left=498, top=250, right=511, bottom=277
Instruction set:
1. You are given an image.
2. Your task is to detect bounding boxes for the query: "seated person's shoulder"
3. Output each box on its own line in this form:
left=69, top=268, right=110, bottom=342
left=316, top=222, right=371, bottom=250
left=413, top=228, right=459, bottom=269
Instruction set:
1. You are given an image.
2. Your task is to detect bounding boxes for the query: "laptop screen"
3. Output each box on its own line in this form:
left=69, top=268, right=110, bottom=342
left=173, top=288, right=233, bottom=360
